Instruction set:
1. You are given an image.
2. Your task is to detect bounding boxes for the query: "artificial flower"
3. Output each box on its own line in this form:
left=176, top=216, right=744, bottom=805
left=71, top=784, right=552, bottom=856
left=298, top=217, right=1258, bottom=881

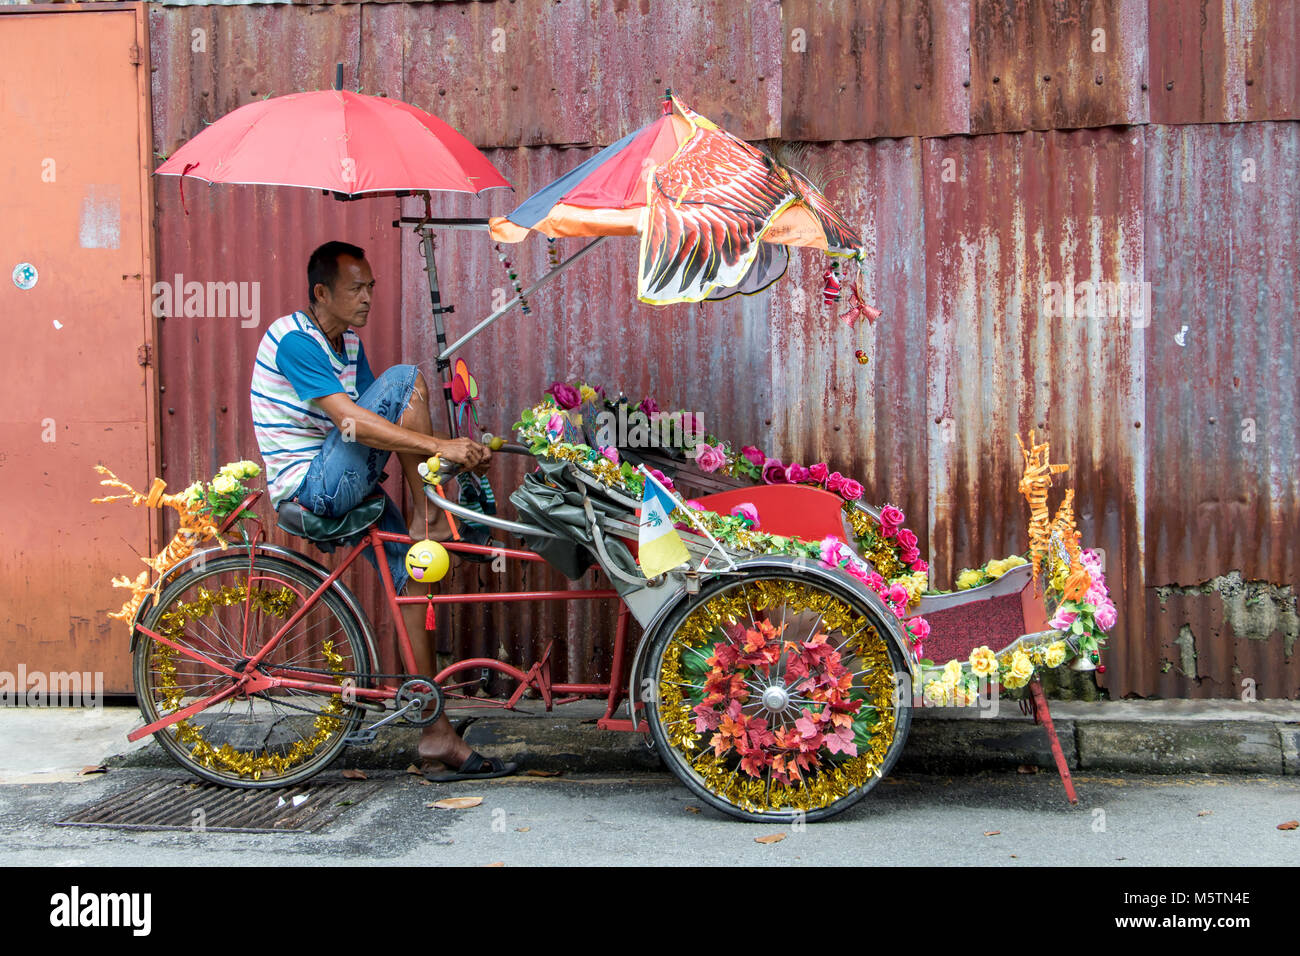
left=1044, top=641, right=1067, bottom=668
left=785, top=462, right=811, bottom=484
left=638, top=397, right=660, bottom=416
left=808, top=462, right=829, bottom=485
left=925, top=680, right=952, bottom=706
left=694, top=443, right=726, bottom=473
left=908, top=616, right=931, bottom=641
left=211, top=474, right=239, bottom=496
left=741, top=445, right=766, bottom=467
left=910, top=559, right=929, bottom=574
left=761, top=459, right=788, bottom=484
left=599, top=445, right=619, bottom=465
left=887, top=583, right=909, bottom=607
left=1094, top=601, right=1118, bottom=632
left=825, top=471, right=845, bottom=494
left=955, top=568, right=984, bottom=590
left=942, top=659, right=963, bottom=687
left=839, top=478, right=864, bottom=501
left=546, top=382, right=582, bottom=409
left=578, top=384, right=598, bottom=404
left=1049, top=607, right=1078, bottom=630
left=969, top=646, right=998, bottom=677
left=731, top=503, right=760, bottom=527
left=1006, top=649, right=1035, bottom=687
left=879, top=505, right=905, bottom=536
left=546, top=413, right=564, bottom=440
left=896, top=528, right=918, bottom=551
left=647, top=468, right=674, bottom=491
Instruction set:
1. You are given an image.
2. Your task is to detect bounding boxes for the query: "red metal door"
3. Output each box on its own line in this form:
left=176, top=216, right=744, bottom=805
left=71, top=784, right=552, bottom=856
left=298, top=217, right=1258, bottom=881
left=0, top=3, right=158, bottom=695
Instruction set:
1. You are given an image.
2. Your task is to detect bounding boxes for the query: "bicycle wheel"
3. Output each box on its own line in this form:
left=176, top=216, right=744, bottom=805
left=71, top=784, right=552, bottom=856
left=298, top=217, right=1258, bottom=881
left=644, top=568, right=912, bottom=823
left=133, top=551, right=370, bottom=788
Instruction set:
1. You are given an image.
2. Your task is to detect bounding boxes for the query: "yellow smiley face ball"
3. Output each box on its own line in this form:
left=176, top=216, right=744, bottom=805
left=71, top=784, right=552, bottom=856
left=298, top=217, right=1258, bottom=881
left=405, top=539, right=450, bottom=584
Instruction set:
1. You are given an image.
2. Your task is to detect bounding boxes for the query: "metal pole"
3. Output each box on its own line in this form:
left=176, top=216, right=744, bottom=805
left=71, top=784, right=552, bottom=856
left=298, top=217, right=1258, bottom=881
left=417, top=214, right=459, bottom=437
left=438, top=236, right=608, bottom=360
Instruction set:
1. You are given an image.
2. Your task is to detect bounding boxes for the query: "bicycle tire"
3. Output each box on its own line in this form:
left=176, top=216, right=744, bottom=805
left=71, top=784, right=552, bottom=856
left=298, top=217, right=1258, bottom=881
left=133, top=551, right=371, bottom=788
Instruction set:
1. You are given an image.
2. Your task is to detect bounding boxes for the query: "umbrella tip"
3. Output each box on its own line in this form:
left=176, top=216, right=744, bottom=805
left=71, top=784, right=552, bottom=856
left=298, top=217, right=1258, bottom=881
left=662, top=88, right=672, bottom=113
left=334, top=63, right=343, bottom=91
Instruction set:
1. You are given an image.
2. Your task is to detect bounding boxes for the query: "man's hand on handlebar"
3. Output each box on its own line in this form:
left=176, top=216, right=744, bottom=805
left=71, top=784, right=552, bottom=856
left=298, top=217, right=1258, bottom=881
left=435, top=437, right=492, bottom=472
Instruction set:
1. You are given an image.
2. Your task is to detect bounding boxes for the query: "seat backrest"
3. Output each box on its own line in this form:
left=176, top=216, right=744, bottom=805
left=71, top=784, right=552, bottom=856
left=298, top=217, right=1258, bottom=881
left=693, top=484, right=847, bottom=542
left=276, top=495, right=387, bottom=544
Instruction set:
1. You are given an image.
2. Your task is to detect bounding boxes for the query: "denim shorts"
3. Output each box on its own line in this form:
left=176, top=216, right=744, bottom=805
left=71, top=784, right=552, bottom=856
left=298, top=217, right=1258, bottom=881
left=291, top=364, right=420, bottom=591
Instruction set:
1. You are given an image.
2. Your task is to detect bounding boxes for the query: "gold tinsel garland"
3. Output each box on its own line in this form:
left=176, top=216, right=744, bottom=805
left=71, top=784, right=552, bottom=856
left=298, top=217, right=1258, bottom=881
left=658, top=580, right=896, bottom=812
left=150, top=584, right=346, bottom=779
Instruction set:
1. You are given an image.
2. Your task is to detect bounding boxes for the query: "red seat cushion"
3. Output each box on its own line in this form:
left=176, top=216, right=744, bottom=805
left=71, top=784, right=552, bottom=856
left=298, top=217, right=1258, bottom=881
left=693, top=485, right=847, bottom=542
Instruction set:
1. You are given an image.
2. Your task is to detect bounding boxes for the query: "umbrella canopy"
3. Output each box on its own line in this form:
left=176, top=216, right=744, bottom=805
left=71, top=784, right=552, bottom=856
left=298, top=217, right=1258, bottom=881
left=156, top=90, right=511, bottom=196
left=490, top=94, right=864, bottom=303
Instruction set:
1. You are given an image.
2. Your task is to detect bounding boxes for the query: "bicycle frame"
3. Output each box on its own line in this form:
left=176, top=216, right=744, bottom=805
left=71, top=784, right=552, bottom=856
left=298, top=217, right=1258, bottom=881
left=129, top=509, right=640, bottom=744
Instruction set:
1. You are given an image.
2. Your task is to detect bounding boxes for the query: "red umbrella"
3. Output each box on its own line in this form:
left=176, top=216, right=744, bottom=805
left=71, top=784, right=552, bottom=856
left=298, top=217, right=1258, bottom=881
left=156, top=90, right=510, bottom=196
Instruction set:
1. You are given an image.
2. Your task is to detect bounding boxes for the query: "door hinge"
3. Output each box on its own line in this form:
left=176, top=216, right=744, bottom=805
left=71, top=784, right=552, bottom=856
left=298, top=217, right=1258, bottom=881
left=137, top=343, right=152, bottom=367
left=129, top=42, right=142, bottom=66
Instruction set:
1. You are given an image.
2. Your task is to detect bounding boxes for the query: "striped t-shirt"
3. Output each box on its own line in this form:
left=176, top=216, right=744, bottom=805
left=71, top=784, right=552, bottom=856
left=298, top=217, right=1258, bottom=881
left=250, top=311, right=375, bottom=507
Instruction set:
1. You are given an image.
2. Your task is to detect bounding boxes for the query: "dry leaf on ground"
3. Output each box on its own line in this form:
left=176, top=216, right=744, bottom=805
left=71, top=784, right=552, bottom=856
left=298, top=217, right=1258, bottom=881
left=524, top=769, right=561, bottom=777
left=79, top=766, right=107, bottom=776
left=984, top=830, right=1001, bottom=836
left=754, top=833, right=786, bottom=845
left=341, top=769, right=367, bottom=780
left=1278, top=820, right=1299, bottom=830
left=429, top=796, right=485, bottom=810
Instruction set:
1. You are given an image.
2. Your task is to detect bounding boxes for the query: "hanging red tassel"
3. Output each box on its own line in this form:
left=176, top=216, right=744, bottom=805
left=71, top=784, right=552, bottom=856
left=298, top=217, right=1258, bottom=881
left=425, top=594, right=437, bottom=632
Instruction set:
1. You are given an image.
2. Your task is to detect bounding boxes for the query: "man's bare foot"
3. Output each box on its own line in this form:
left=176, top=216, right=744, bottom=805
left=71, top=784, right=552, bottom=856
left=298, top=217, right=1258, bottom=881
left=417, top=721, right=472, bottom=769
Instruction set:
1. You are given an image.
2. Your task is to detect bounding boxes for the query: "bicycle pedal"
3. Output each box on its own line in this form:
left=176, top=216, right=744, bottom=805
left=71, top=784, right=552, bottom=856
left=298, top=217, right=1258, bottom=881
left=343, top=730, right=379, bottom=746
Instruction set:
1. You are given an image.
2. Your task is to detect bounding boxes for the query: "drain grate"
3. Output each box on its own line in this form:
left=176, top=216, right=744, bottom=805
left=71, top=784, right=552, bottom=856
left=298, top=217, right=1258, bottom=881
left=58, top=778, right=382, bottom=833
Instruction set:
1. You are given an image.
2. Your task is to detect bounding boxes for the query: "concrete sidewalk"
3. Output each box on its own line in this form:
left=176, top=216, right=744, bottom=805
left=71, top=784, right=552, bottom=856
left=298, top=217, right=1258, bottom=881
left=3, top=698, right=1297, bottom=782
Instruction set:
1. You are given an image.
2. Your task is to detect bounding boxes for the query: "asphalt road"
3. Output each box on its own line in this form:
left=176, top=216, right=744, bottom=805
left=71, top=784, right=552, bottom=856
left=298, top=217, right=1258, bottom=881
left=2, top=768, right=1297, bottom=867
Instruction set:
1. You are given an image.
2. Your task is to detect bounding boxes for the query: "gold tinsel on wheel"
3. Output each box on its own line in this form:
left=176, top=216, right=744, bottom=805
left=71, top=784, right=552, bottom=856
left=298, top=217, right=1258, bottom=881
left=93, top=465, right=227, bottom=625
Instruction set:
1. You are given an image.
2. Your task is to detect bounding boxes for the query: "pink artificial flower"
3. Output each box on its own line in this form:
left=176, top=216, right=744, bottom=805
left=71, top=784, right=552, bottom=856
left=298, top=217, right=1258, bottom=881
left=762, top=459, right=788, bottom=484
left=546, top=382, right=582, bottom=410
left=879, top=505, right=905, bottom=535
left=908, top=617, right=931, bottom=641
left=730, top=503, right=760, bottom=527
left=546, top=413, right=564, bottom=439
left=825, top=471, right=846, bottom=494
left=820, top=536, right=849, bottom=566
left=1049, top=608, right=1078, bottom=630
left=693, top=442, right=726, bottom=473
left=685, top=499, right=706, bottom=511
left=808, top=462, right=830, bottom=485
left=786, top=462, right=811, bottom=484
left=839, top=478, right=864, bottom=501
left=638, top=397, right=660, bottom=417
left=864, top=572, right=886, bottom=592
left=741, top=445, right=766, bottom=467
left=1094, top=601, right=1118, bottom=632
left=1085, top=585, right=1109, bottom=608
left=599, top=445, right=619, bottom=465
left=648, top=468, right=674, bottom=491
left=896, top=528, right=918, bottom=551
left=888, top=583, right=910, bottom=607
left=910, top=559, right=929, bottom=573
left=1081, top=548, right=1104, bottom=572
left=901, top=547, right=921, bottom=565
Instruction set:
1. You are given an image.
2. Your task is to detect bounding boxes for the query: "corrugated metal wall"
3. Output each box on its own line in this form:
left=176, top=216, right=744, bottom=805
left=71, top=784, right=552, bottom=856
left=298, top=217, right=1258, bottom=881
left=148, top=0, right=1298, bottom=698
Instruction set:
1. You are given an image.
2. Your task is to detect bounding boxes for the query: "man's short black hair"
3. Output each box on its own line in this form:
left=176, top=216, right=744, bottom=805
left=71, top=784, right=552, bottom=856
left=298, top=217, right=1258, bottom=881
left=307, top=241, right=366, bottom=304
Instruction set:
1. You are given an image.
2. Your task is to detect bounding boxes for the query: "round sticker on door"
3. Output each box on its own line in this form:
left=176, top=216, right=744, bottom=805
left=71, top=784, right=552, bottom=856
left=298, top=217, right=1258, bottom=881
left=13, top=263, right=38, bottom=290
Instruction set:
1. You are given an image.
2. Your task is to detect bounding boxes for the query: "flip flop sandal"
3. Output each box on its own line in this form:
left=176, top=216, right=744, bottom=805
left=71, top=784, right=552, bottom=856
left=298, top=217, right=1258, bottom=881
left=421, top=750, right=518, bottom=783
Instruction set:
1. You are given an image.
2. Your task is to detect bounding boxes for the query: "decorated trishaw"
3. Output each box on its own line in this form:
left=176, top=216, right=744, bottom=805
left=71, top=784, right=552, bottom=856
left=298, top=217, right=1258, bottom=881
left=98, top=91, right=1114, bottom=822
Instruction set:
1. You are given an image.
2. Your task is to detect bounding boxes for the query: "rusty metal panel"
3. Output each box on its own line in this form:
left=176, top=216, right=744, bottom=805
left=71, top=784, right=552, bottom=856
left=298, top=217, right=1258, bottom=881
left=767, top=139, right=931, bottom=547
left=370, top=0, right=781, bottom=149
left=781, top=0, right=970, bottom=139
left=923, top=128, right=1147, bottom=697
left=1142, top=122, right=1299, bottom=699
left=970, top=0, right=1148, bottom=133
left=1149, top=0, right=1300, bottom=125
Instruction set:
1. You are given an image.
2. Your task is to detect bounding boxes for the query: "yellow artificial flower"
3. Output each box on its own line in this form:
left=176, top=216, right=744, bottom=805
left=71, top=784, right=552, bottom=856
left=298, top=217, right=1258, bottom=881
left=969, top=646, right=998, bottom=677
left=182, top=481, right=205, bottom=506
left=579, top=385, right=597, bottom=404
left=986, top=558, right=1006, bottom=578
left=942, top=659, right=963, bottom=687
left=956, top=569, right=983, bottom=591
left=235, top=460, right=261, bottom=479
left=1044, top=641, right=1067, bottom=668
left=211, top=474, right=239, bottom=496
left=1009, top=649, right=1034, bottom=684
left=951, top=685, right=977, bottom=707
left=924, top=680, right=952, bottom=707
